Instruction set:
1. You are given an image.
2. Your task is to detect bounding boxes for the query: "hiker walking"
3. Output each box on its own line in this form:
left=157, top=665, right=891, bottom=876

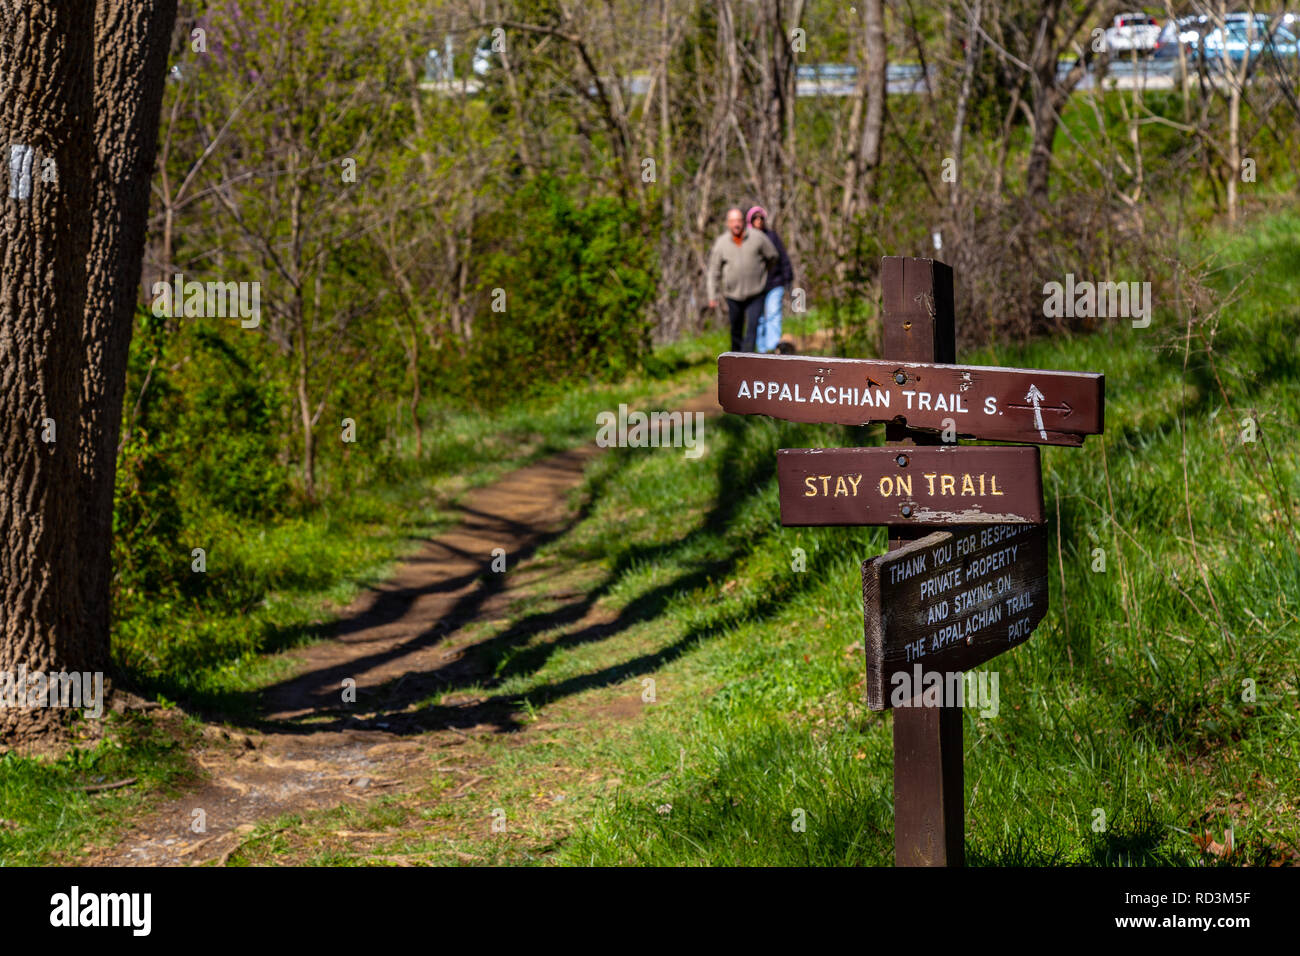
left=707, top=207, right=778, bottom=352
left=747, top=206, right=793, bottom=354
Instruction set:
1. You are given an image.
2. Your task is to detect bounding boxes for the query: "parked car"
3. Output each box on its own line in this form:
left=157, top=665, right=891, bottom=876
left=1152, top=15, right=1210, bottom=58
left=1104, top=12, right=1161, bottom=54
left=1154, top=13, right=1298, bottom=65
left=1202, top=14, right=1299, bottom=65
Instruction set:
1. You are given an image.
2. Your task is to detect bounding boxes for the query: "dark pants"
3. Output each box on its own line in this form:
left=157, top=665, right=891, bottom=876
left=727, top=294, right=764, bottom=352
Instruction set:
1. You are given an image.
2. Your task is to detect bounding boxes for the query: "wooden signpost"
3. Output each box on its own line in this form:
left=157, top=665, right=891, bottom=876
left=715, top=256, right=1104, bottom=867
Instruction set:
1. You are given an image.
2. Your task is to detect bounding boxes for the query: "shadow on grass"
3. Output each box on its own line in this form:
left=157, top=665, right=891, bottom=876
left=968, top=804, right=1185, bottom=866
left=156, top=411, right=842, bottom=739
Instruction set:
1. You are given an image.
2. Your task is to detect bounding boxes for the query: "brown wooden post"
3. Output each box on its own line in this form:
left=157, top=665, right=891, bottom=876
left=880, top=256, right=964, bottom=866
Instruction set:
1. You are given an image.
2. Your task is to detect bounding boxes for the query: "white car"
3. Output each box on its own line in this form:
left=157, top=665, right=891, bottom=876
left=1105, top=12, right=1162, bottom=54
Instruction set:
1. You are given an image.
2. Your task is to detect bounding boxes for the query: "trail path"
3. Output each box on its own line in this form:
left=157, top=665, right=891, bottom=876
left=93, top=388, right=723, bottom=866
left=91, top=327, right=836, bottom=866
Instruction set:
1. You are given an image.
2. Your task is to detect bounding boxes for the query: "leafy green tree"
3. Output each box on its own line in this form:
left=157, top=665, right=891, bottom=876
left=472, top=176, right=657, bottom=403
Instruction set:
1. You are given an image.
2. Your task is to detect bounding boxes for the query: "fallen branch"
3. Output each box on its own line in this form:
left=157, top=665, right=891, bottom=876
left=177, top=834, right=218, bottom=857
left=449, top=774, right=486, bottom=798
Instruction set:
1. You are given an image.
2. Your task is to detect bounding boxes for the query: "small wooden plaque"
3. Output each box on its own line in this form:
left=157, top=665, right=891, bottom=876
left=862, top=524, right=1050, bottom=710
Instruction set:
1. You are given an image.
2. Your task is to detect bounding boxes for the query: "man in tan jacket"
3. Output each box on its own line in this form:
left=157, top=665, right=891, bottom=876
left=707, top=207, right=778, bottom=351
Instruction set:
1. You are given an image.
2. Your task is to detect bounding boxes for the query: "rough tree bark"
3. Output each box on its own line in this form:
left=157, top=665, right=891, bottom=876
left=0, top=1, right=96, bottom=747
left=79, top=0, right=179, bottom=684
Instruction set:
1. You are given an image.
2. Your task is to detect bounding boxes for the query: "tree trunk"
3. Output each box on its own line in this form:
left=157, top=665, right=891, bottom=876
left=835, top=0, right=886, bottom=288
left=949, top=0, right=982, bottom=214
left=860, top=0, right=887, bottom=201
left=1163, top=0, right=1191, bottom=120
left=757, top=0, right=782, bottom=209
left=784, top=0, right=803, bottom=218
left=659, top=0, right=672, bottom=223
left=294, top=304, right=317, bottom=501
left=0, top=0, right=96, bottom=747
left=409, top=334, right=422, bottom=459
left=1022, top=0, right=1098, bottom=212
left=759, top=0, right=801, bottom=221
left=1025, top=90, right=1061, bottom=208
left=1221, top=1, right=1248, bottom=226
left=78, top=0, right=178, bottom=691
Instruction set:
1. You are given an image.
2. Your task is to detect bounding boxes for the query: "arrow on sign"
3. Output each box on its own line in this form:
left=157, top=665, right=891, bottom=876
left=1025, top=385, right=1046, bottom=440
left=1007, top=384, right=1074, bottom=442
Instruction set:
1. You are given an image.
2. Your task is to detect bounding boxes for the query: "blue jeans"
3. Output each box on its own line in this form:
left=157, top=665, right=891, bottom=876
left=757, top=286, right=784, bottom=353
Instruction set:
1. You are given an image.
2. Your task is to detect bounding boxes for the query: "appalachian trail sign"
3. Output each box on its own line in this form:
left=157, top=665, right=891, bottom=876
left=718, top=353, right=1103, bottom=446
left=716, top=256, right=1105, bottom=866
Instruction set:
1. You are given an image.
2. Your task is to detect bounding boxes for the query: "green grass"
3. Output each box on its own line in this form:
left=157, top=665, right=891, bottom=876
left=111, top=330, right=724, bottom=714
left=0, top=710, right=202, bottom=865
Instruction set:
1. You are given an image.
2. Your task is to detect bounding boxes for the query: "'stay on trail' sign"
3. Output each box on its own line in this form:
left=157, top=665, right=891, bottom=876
left=717, top=352, right=1104, bottom=446
left=777, top=446, right=1044, bottom=526
left=861, top=524, right=1049, bottom=711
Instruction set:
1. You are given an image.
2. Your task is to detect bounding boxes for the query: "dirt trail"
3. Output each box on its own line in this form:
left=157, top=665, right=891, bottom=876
left=94, top=386, right=724, bottom=866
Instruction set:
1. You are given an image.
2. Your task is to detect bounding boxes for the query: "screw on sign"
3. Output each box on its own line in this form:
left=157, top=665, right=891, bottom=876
left=715, top=256, right=1105, bottom=867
